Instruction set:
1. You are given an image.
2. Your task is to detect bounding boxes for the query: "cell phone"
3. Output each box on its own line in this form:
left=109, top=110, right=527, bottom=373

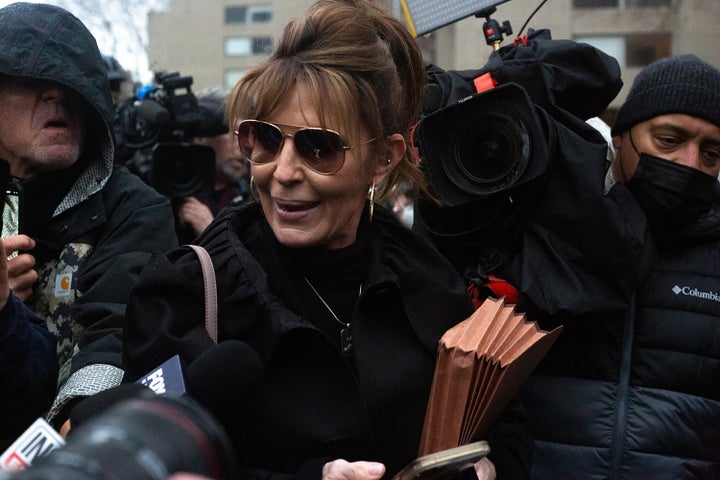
left=393, top=441, right=491, bottom=480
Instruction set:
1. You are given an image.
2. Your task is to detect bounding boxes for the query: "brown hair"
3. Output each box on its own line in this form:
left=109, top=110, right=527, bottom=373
left=226, top=0, right=429, bottom=204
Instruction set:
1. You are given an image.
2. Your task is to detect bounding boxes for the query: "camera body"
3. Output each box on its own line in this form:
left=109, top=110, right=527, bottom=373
left=413, top=29, right=623, bottom=240
left=115, top=71, right=215, bottom=200
left=410, top=28, right=655, bottom=319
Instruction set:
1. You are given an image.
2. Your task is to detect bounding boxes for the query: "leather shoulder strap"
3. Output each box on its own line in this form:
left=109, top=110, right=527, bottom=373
left=186, top=244, right=218, bottom=344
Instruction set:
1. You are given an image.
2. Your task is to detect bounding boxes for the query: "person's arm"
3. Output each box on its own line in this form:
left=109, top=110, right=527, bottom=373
left=0, top=238, right=58, bottom=443
left=46, top=167, right=179, bottom=425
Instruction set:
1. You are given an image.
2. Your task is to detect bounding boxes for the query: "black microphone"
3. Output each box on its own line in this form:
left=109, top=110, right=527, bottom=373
left=186, top=340, right=264, bottom=422
left=68, top=342, right=263, bottom=436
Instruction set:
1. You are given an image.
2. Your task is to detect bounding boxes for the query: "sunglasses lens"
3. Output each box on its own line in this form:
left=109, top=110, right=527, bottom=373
left=294, top=129, right=345, bottom=174
left=237, top=121, right=283, bottom=164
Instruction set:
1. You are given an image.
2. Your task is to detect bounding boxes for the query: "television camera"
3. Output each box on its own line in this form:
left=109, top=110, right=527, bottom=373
left=410, top=3, right=652, bottom=317
left=115, top=71, right=216, bottom=200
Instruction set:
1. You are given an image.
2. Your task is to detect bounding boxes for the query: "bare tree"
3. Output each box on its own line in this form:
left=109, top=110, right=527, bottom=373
left=49, top=0, right=169, bottom=82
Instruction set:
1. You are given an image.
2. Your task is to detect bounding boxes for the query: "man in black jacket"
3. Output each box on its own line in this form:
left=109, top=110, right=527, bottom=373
left=0, top=2, right=178, bottom=446
left=520, top=54, right=720, bottom=479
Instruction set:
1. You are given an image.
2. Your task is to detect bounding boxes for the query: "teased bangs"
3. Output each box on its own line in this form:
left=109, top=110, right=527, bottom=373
left=227, top=59, right=380, bottom=156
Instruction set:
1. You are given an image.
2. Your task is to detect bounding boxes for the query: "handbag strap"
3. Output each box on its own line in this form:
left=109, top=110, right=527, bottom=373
left=186, top=244, right=218, bottom=344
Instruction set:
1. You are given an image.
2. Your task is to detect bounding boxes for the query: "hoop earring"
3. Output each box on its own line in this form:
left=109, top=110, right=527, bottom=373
left=368, top=181, right=375, bottom=223
left=250, top=176, right=260, bottom=202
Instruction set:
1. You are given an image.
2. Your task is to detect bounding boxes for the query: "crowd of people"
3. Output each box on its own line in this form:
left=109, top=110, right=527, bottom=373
left=0, top=0, right=718, bottom=479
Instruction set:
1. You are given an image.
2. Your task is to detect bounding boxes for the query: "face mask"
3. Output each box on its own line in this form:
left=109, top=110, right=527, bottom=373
left=627, top=153, right=716, bottom=228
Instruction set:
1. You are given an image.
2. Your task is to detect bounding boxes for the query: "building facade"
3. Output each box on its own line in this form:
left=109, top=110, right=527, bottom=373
left=147, top=0, right=719, bottom=118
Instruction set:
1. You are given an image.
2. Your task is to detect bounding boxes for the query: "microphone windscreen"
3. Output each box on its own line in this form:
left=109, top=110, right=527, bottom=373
left=186, top=340, right=264, bottom=420
left=69, top=383, right=155, bottom=430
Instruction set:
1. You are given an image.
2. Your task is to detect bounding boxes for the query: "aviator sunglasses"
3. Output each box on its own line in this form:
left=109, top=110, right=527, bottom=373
left=234, top=119, right=377, bottom=175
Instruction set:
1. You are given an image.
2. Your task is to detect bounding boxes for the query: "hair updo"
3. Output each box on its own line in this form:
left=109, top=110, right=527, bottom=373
left=227, top=0, right=429, bottom=203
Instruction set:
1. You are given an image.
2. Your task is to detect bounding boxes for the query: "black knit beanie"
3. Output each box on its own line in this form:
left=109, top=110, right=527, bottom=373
left=611, top=54, right=720, bottom=136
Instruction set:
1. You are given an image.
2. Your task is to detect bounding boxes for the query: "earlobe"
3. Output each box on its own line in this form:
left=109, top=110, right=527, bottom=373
left=612, top=134, right=623, bottom=151
left=372, top=134, right=405, bottom=185
left=381, top=134, right=406, bottom=170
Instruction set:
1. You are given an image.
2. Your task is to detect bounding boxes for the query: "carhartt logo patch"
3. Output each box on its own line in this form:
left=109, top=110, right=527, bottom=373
left=54, top=273, right=72, bottom=297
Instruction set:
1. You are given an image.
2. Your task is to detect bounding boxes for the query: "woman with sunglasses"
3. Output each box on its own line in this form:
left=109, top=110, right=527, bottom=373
left=122, top=1, right=530, bottom=479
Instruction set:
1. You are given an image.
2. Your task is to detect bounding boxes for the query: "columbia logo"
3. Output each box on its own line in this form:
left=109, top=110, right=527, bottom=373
left=673, top=285, right=720, bottom=303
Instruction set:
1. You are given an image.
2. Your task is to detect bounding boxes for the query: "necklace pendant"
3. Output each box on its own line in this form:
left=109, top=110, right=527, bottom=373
left=340, top=326, right=353, bottom=355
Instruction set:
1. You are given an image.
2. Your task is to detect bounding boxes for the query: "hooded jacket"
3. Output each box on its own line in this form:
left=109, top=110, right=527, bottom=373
left=0, top=2, right=178, bottom=442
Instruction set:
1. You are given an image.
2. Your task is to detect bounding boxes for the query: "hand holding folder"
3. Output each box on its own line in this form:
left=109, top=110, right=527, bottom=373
left=419, top=296, right=562, bottom=455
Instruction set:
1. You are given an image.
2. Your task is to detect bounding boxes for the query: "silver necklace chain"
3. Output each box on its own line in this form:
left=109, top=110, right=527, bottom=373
left=304, top=277, right=362, bottom=354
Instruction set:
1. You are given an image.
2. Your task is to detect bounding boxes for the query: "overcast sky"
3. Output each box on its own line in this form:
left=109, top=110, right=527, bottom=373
left=0, top=0, right=156, bottom=84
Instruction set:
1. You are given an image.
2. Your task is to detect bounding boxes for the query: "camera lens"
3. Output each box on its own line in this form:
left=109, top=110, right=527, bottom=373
left=446, top=113, right=531, bottom=195
left=165, top=157, right=200, bottom=188
left=5, top=396, right=238, bottom=480
left=151, top=143, right=215, bottom=199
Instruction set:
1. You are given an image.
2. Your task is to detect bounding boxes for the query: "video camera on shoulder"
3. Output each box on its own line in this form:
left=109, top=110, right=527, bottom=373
left=411, top=7, right=622, bottom=241
left=115, top=71, right=215, bottom=200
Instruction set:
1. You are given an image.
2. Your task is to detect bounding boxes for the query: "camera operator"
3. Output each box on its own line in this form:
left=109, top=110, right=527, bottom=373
left=412, top=15, right=720, bottom=476
left=517, top=54, right=720, bottom=480
left=176, top=87, right=251, bottom=241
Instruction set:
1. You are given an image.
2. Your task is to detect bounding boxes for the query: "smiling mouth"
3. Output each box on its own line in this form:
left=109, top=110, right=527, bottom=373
left=276, top=200, right=319, bottom=212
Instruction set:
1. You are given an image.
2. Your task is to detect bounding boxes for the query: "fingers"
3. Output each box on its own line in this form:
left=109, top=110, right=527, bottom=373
left=0, top=241, right=8, bottom=310
left=323, top=460, right=385, bottom=480
left=3, top=234, right=35, bottom=254
left=3, top=235, right=37, bottom=300
left=177, top=198, right=213, bottom=234
left=473, top=457, right=497, bottom=480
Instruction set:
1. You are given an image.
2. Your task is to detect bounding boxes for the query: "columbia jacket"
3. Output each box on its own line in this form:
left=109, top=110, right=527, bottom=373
left=521, top=188, right=720, bottom=479
left=0, top=2, right=178, bottom=441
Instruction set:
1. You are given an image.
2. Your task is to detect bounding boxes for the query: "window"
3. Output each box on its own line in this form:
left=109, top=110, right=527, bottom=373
left=252, top=37, right=273, bottom=55
left=225, top=70, right=244, bottom=89
left=575, top=34, right=670, bottom=68
left=626, top=34, right=671, bottom=66
left=225, top=5, right=273, bottom=24
left=225, top=36, right=273, bottom=57
left=574, top=0, right=671, bottom=7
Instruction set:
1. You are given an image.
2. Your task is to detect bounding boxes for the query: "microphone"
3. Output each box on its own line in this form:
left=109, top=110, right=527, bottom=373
left=186, top=340, right=264, bottom=422
left=136, top=354, right=190, bottom=397
left=0, top=418, right=65, bottom=471
left=63, top=357, right=188, bottom=433
left=68, top=342, right=262, bottom=440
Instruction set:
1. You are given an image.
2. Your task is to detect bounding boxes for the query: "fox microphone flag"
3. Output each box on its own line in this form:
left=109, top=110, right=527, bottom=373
left=0, top=418, right=65, bottom=470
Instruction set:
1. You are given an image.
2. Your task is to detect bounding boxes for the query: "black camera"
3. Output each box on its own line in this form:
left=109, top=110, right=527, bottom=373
left=412, top=27, right=624, bottom=239
left=0, top=395, right=238, bottom=480
left=115, top=71, right=215, bottom=200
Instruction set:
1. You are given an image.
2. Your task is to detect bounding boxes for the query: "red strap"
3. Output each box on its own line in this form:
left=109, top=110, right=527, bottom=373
left=409, top=120, right=422, bottom=164
left=467, top=274, right=519, bottom=309
left=513, top=35, right=529, bottom=47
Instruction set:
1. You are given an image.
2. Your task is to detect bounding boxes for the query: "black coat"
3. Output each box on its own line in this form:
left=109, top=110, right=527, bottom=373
left=520, top=190, right=720, bottom=479
left=123, top=203, right=526, bottom=479
left=0, top=2, right=178, bottom=438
